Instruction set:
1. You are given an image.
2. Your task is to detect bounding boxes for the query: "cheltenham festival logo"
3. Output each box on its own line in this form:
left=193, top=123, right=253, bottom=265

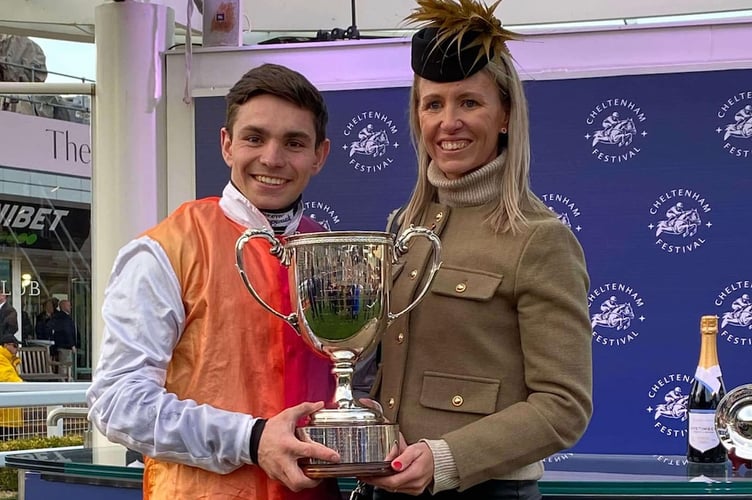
left=303, top=200, right=341, bottom=231
left=715, top=91, right=752, bottom=158
left=715, top=282, right=752, bottom=347
left=585, top=98, right=648, bottom=164
left=649, top=188, right=712, bottom=254
left=342, top=110, right=400, bottom=173
left=589, top=283, right=645, bottom=347
left=646, top=374, right=693, bottom=440
left=541, top=192, right=583, bottom=233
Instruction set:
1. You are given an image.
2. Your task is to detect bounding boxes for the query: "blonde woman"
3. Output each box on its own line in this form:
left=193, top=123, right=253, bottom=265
left=361, top=1, right=593, bottom=498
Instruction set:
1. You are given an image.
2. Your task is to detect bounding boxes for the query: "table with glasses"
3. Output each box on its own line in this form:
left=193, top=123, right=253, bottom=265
left=4, top=447, right=752, bottom=499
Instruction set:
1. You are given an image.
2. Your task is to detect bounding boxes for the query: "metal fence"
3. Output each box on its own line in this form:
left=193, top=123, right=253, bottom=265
left=0, top=382, right=89, bottom=443
left=0, top=60, right=93, bottom=124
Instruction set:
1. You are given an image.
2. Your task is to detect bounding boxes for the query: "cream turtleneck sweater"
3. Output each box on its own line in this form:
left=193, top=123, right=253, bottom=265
left=426, top=152, right=505, bottom=207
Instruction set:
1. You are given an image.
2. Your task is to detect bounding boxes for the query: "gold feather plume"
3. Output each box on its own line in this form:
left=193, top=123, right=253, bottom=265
left=404, top=0, right=520, bottom=64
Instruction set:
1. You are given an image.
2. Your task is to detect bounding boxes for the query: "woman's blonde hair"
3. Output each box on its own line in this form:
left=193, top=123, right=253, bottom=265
left=402, top=51, right=549, bottom=234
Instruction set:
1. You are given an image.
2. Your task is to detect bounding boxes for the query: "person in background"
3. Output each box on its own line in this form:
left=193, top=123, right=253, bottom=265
left=51, top=299, right=77, bottom=359
left=34, top=298, right=56, bottom=341
left=49, top=299, right=78, bottom=380
left=0, top=334, right=23, bottom=440
left=359, top=1, right=593, bottom=498
left=0, top=293, right=18, bottom=338
left=86, top=63, right=341, bottom=500
left=20, top=309, right=34, bottom=345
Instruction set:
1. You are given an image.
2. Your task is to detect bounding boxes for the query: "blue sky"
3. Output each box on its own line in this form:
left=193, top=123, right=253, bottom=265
left=32, top=37, right=96, bottom=83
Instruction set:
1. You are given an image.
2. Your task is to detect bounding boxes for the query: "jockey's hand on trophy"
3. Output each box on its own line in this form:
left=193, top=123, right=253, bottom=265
left=256, top=401, right=340, bottom=492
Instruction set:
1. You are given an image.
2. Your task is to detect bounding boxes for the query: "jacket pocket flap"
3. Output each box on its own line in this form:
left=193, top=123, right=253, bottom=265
left=420, top=371, right=500, bottom=415
left=431, top=266, right=502, bottom=301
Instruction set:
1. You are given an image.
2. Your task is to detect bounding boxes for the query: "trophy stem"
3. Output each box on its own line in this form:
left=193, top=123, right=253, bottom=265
left=309, top=351, right=383, bottom=425
left=333, top=358, right=357, bottom=410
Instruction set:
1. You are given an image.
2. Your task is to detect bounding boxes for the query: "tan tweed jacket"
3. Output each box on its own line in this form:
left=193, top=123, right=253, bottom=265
left=374, top=201, right=593, bottom=491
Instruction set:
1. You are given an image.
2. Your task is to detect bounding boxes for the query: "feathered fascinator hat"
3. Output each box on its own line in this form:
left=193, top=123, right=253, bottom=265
left=406, top=0, right=519, bottom=82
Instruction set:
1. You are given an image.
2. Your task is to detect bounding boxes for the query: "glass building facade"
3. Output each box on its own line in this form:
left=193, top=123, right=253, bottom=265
left=0, top=94, right=92, bottom=379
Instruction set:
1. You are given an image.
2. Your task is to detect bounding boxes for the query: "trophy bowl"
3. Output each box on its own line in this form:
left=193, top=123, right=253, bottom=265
left=236, top=228, right=441, bottom=478
left=715, top=384, right=752, bottom=462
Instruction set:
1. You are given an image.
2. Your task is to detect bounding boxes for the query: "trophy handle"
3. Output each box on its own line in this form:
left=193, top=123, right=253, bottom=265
left=235, top=228, right=299, bottom=331
left=389, top=225, right=442, bottom=321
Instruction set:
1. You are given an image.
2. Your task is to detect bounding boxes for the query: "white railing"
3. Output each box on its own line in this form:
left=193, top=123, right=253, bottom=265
left=0, top=382, right=90, bottom=444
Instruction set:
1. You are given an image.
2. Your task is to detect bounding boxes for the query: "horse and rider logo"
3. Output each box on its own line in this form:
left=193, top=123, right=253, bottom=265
left=341, top=112, right=400, bottom=173
left=349, top=124, right=390, bottom=158
left=713, top=286, right=752, bottom=347
left=721, top=104, right=752, bottom=141
left=649, top=192, right=712, bottom=254
left=652, top=386, right=689, bottom=423
left=654, top=202, right=702, bottom=238
left=721, top=293, right=752, bottom=330
left=646, top=375, right=693, bottom=440
left=591, top=112, right=637, bottom=148
left=589, top=287, right=644, bottom=347
left=591, top=296, right=634, bottom=332
left=585, top=102, right=647, bottom=164
left=716, top=97, right=752, bottom=158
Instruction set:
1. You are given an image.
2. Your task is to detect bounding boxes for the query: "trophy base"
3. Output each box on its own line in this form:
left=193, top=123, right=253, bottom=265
left=296, top=422, right=399, bottom=478
left=302, top=461, right=393, bottom=479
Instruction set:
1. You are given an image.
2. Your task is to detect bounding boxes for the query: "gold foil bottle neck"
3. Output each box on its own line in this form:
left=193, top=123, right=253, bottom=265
left=700, top=315, right=718, bottom=335
left=697, top=315, right=720, bottom=368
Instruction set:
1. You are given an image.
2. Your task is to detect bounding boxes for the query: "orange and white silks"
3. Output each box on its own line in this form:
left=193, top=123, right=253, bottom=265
left=142, top=198, right=335, bottom=500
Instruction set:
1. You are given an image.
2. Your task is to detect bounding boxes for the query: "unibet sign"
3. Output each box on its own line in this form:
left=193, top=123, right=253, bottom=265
left=0, top=204, right=68, bottom=231
left=0, top=200, right=90, bottom=251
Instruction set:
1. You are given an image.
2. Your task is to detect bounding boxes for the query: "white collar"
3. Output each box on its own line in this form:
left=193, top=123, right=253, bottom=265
left=218, top=182, right=303, bottom=236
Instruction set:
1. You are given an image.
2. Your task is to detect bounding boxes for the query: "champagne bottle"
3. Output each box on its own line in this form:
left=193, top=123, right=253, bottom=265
left=687, top=315, right=727, bottom=463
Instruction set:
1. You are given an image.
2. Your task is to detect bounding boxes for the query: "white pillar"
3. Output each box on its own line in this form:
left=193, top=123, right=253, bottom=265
left=91, top=1, right=174, bottom=448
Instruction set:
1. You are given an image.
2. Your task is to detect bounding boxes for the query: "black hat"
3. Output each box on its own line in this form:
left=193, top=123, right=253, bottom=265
left=0, top=334, right=19, bottom=346
left=411, top=27, right=489, bottom=82
left=406, top=0, right=519, bottom=83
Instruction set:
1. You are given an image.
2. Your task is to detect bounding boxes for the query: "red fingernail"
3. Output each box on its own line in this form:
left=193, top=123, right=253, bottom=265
left=392, top=461, right=403, bottom=471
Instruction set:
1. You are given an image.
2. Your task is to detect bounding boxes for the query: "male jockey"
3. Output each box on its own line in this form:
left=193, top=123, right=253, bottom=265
left=87, top=64, right=341, bottom=500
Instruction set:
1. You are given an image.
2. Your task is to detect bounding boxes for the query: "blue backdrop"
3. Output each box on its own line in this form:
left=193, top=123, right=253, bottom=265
left=194, top=68, right=752, bottom=456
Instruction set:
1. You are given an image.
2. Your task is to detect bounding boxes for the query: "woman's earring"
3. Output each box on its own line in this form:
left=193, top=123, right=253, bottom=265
left=500, top=127, right=508, bottom=134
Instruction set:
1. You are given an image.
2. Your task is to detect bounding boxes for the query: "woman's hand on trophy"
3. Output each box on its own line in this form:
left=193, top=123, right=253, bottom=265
left=385, top=432, right=407, bottom=461
left=256, top=401, right=341, bottom=491
left=359, top=439, right=433, bottom=496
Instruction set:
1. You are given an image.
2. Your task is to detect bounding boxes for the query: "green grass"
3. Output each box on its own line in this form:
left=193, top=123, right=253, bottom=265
left=0, top=435, right=84, bottom=492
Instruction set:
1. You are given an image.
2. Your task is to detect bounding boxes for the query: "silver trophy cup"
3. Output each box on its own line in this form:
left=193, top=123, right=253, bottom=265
left=235, top=228, right=441, bottom=478
left=715, top=383, right=752, bottom=468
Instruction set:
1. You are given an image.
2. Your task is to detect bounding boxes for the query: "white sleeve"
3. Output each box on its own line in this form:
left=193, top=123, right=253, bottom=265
left=86, top=236, right=257, bottom=474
